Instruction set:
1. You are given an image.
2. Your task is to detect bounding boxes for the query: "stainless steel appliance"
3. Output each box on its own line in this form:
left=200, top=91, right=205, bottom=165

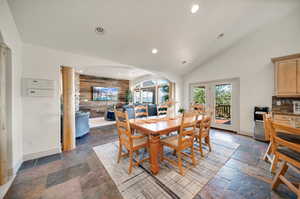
left=253, top=106, right=270, bottom=141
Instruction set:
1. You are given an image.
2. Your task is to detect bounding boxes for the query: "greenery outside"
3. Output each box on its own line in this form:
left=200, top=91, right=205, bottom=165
left=193, top=87, right=205, bottom=104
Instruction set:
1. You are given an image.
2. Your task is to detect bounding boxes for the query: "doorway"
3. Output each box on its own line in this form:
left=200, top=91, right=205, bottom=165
left=190, top=78, right=240, bottom=132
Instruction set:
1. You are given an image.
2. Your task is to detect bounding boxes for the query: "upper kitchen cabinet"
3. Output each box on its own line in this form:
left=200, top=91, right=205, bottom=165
left=272, top=53, right=300, bottom=97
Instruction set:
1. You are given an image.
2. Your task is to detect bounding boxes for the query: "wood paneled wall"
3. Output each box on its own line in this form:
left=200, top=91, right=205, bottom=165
left=79, top=74, right=129, bottom=117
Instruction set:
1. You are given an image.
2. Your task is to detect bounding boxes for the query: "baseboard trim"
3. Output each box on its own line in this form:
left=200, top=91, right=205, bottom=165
left=23, top=147, right=62, bottom=161
left=0, top=158, right=23, bottom=199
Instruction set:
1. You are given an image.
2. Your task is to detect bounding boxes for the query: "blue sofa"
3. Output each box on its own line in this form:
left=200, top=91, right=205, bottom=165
left=75, top=112, right=90, bottom=138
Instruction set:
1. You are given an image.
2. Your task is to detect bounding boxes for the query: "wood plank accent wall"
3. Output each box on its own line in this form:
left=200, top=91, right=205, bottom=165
left=79, top=74, right=130, bottom=118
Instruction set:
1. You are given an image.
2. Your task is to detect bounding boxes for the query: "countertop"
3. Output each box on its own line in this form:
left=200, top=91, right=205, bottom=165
left=272, top=111, right=300, bottom=117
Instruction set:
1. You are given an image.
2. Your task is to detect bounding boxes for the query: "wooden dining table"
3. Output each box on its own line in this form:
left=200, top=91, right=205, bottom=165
left=129, top=115, right=203, bottom=175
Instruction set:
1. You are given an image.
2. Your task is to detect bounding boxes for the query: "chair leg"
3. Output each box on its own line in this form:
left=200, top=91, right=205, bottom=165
left=272, top=161, right=288, bottom=190
left=172, top=149, right=176, bottom=156
left=206, top=136, right=212, bottom=152
left=160, top=145, right=164, bottom=161
left=199, top=137, right=204, bottom=157
left=128, top=151, right=134, bottom=174
left=263, top=142, right=272, bottom=162
left=117, top=142, right=122, bottom=163
left=271, top=153, right=279, bottom=173
left=136, top=150, right=140, bottom=165
left=191, top=145, right=196, bottom=166
left=177, top=151, right=184, bottom=176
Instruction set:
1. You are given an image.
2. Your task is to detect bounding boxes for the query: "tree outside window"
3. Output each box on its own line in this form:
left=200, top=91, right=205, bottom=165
left=193, top=87, right=205, bottom=104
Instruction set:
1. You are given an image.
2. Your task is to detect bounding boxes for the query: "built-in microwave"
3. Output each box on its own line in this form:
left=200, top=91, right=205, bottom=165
left=293, top=101, right=300, bottom=114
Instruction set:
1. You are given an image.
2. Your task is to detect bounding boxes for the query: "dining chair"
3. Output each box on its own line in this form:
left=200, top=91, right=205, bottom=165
left=115, top=111, right=149, bottom=174
left=262, top=113, right=274, bottom=164
left=268, top=117, right=300, bottom=173
left=157, top=104, right=168, bottom=116
left=195, top=115, right=212, bottom=157
left=134, top=104, right=148, bottom=118
left=270, top=121, right=300, bottom=197
left=160, top=111, right=198, bottom=176
left=190, top=104, right=205, bottom=113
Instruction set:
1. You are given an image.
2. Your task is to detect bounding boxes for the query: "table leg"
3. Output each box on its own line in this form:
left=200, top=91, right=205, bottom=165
left=149, top=134, right=160, bottom=175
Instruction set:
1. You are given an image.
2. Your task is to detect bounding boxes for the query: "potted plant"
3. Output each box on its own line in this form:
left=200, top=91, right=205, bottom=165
left=125, top=89, right=133, bottom=104
left=178, top=108, right=185, bottom=114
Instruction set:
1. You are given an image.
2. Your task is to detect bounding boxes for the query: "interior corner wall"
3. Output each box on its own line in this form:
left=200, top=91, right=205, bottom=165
left=21, top=43, right=127, bottom=160
left=0, top=0, right=23, bottom=197
left=183, top=10, right=300, bottom=136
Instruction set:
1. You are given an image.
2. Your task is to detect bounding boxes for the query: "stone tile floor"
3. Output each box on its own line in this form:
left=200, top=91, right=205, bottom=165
left=4, top=125, right=298, bottom=199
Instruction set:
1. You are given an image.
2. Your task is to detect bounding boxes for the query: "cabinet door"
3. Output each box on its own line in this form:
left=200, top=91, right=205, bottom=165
left=276, top=60, right=297, bottom=95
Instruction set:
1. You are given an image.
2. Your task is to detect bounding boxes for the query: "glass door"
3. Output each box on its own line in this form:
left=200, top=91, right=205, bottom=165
left=212, top=83, right=233, bottom=130
left=190, top=79, right=239, bottom=132
left=191, top=84, right=208, bottom=108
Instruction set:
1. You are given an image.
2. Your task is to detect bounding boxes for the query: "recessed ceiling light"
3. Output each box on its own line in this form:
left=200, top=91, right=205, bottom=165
left=191, top=4, right=199, bottom=14
left=152, top=48, right=158, bottom=54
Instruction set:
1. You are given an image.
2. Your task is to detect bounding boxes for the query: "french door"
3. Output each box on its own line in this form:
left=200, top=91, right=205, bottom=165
left=190, top=79, right=239, bottom=132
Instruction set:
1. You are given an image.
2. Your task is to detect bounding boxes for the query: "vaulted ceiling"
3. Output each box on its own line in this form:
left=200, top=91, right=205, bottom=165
left=8, top=0, right=300, bottom=76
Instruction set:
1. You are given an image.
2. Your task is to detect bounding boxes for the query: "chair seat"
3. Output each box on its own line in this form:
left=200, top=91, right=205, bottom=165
left=133, top=137, right=148, bottom=148
left=278, top=132, right=300, bottom=144
left=161, top=135, right=178, bottom=147
left=161, top=135, right=193, bottom=148
left=278, top=147, right=300, bottom=162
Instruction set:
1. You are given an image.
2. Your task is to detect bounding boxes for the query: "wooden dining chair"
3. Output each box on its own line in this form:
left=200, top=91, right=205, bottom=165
left=262, top=113, right=274, bottom=164
left=115, top=111, right=149, bottom=174
left=134, top=104, right=148, bottom=118
left=270, top=122, right=300, bottom=197
left=191, top=104, right=205, bottom=114
left=157, top=104, right=168, bottom=116
left=195, top=115, right=212, bottom=157
left=160, top=111, right=198, bottom=175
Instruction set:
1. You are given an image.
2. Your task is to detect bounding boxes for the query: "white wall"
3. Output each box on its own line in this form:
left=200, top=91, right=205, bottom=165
left=22, top=43, right=136, bottom=159
left=183, top=10, right=300, bottom=136
left=0, top=0, right=23, bottom=197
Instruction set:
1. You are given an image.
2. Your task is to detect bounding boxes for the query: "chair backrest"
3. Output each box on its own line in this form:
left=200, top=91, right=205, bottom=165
left=134, top=105, right=148, bottom=118
left=178, top=111, right=198, bottom=147
left=263, top=113, right=272, bottom=141
left=191, top=104, right=205, bottom=114
left=270, top=121, right=300, bottom=153
left=199, top=116, right=212, bottom=135
left=157, top=104, right=168, bottom=115
left=115, top=111, right=133, bottom=148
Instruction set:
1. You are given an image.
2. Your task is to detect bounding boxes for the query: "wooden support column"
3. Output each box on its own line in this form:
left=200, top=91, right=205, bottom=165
left=61, top=66, right=76, bottom=151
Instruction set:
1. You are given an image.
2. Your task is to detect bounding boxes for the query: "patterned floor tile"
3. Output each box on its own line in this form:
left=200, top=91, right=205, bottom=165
left=4, top=125, right=299, bottom=199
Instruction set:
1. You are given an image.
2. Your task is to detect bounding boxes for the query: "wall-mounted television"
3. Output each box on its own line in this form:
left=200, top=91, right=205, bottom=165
left=92, top=87, right=119, bottom=101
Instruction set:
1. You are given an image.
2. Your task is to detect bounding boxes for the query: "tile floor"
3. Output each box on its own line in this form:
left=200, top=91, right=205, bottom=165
left=4, top=125, right=298, bottom=199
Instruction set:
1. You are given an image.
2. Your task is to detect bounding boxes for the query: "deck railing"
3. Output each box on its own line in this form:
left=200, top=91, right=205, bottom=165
left=215, top=104, right=231, bottom=119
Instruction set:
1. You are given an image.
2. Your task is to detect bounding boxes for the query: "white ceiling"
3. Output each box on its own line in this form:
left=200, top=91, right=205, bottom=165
left=8, top=0, right=300, bottom=75
left=74, top=65, right=152, bottom=80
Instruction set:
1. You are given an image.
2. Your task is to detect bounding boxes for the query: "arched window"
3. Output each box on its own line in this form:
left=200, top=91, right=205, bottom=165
left=133, top=79, right=170, bottom=104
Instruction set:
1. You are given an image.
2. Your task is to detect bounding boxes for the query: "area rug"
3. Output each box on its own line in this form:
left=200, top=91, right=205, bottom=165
left=93, top=139, right=239, bottom=199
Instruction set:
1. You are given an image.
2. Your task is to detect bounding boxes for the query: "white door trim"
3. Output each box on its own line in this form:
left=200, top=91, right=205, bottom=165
left=189, top=78, right=240, bottom=132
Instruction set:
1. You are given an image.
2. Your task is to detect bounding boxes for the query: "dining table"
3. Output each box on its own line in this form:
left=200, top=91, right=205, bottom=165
left=129, top=115, right=203, bottom=175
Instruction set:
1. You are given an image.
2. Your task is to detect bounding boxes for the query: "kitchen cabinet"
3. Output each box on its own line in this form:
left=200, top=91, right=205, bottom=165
left=272, top=53, right=300, bottom=97
left=273, top=114, right=300, bottom=128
